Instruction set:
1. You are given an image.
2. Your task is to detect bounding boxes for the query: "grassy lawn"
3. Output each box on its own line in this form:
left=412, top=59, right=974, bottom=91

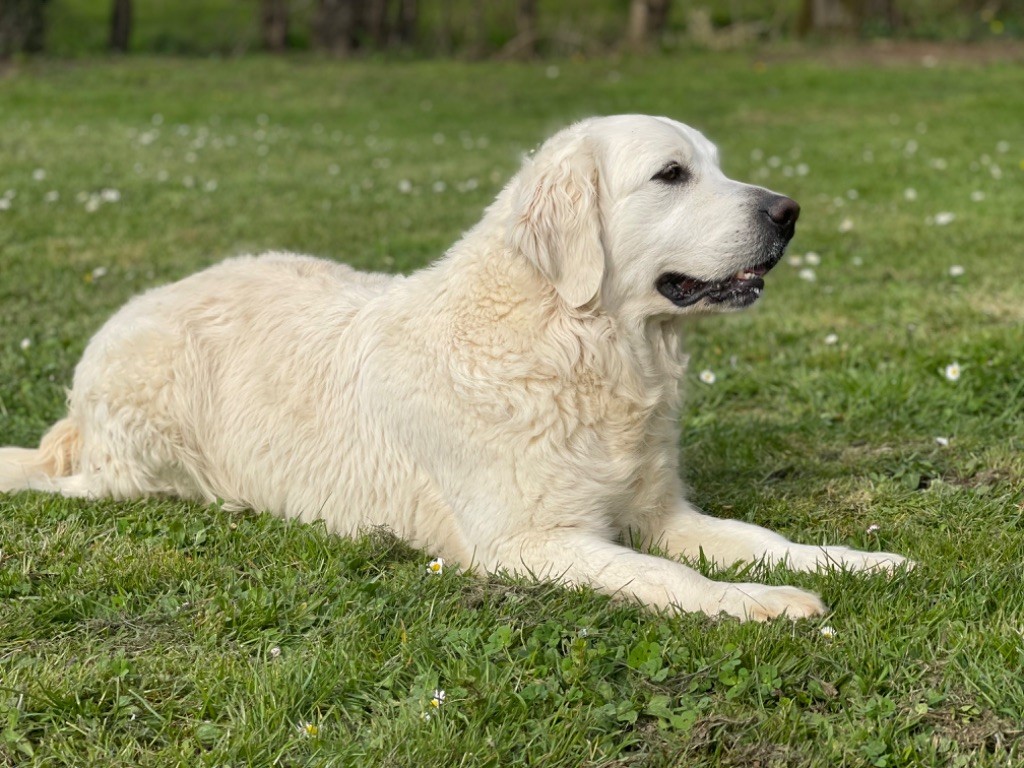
left=1, top=51, right=1023, bottom=766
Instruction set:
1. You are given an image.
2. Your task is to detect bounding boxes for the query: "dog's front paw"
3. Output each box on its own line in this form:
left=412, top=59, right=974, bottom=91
left=716, top=582, right=827, bottom=622
left=791, top=545, right=913, bottom=575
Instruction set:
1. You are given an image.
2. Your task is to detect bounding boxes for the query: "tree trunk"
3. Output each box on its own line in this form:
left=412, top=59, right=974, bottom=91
left=366, top=0, right=389, bottom=48
left=436, top=0, right=452, bottom=53
left=500, top=0, right=538, bottom=58
left=467, top=1, right=486, bottom=59
left=1, top=0, right=49, bottom=56
left=392, top=0, right=417, bottom=46
left=260, top=0, right=289, bottom=52
left=109, top=0, right=132, bottom=52
left=314, top=0, right=362, bottom=54
left=628, top=0, right=672, bottom=49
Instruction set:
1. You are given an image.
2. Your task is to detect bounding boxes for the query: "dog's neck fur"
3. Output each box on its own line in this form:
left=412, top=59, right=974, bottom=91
left=410, top=201, right=689, bottom=434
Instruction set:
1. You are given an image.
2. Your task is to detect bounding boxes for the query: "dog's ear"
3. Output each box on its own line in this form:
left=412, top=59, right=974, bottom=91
left=508, top=133, right=605, bottom=309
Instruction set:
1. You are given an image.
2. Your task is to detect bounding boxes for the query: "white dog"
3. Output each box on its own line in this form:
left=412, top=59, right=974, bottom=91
left=0, top=115, right=907, bottom=621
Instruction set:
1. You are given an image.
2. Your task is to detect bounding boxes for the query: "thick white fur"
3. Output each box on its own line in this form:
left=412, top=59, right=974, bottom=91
left=0, top=115, right=907, bottom=621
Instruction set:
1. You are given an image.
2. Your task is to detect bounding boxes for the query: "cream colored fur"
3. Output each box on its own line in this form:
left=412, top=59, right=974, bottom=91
left=0, top=115, right=907, bottom=621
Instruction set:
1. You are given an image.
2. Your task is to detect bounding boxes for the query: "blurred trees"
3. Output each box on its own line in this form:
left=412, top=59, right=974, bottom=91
left=796, top=0, right=901, bottom=36
left=0, top=0, right=48, bottom=57
left=311, top=0, right=419, bottom=53
left=109, top=0, right=131, bottom=52
left=260, top=0, right=289, bottom=51
left=2, top=1, right=1020, bottom=59
left=628, top=0, right=673, bottom=49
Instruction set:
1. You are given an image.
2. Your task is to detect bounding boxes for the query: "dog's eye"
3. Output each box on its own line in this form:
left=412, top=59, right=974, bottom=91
left=652, top=162, right=690, bottom=184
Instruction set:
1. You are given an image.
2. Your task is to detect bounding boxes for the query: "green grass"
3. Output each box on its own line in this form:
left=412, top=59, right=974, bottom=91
left=1, top=52, right=1023, bottom=766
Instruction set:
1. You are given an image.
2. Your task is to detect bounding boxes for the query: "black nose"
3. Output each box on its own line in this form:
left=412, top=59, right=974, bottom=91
left=764, top=195, right=800, bottom=230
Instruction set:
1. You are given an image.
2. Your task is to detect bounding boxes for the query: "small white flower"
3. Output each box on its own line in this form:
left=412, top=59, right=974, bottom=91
left=996, top=140, right=1010, bottom=154
left=204, top=180, right=218, bottom=192
left=84, top=196, right=101, bottom=213
left=838, top=218, right=854, bottom=233
left=91, top=266, right=108, bottom=280
left=944, top=362, right=961, bottom=382
left=846, top=189, right=859, bottom=200
left=866, top=524, right=880, bottom=535
left=327, top=164, right=340, bottom=176
left=948, top=265, right=965, bottom=277
left=398, top=179, right=413, bottom=194
left=432, top=132, right=445, bottom=145
left=432, top=180, right=446, bottom=193
left=851, top=256, right=864, bottom=266
left=420, top=711, right=432, bottom=721
left=798, top=268, right=817, bottom=282
left=20, top=338, right=31, bottom=350
left=970, top=190, right=985, bottom=202
left=45, top=190, right=59, bottom=203
left=430, top=689, right=446, bottom=708
left=100, top=188, right=121, bottom=203
left=796, top=163, right=809, bottom=176
left=32, top=168, right=46, bottom=181
left=297, top=721, right=320, bottom=738
left=824, top=333, right=839, bottom=346
left=786, top=255, right=803, bottom=267
left=930, top=158, right=948, bottom=170
left=426, top=557, right=445, bottom=575
left=935, top=436, right=950, bottom=447
left=269, top=646, right=281, bottom=658
left=0, top=199, right=10, bottom=211
left=545, top=65, right=560, bottom=79
left=804, top=252, right=821, bottom=266
left=819, top=625, right=837, bottom=639
left=698, top=369, right=716, bottom=385
left=933, top=212, right=955, bottom=226
left=904, top=187, right=918, bottom=201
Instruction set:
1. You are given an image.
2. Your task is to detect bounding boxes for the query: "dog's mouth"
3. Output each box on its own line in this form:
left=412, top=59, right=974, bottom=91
left=656, top=262, right=773, bottom=309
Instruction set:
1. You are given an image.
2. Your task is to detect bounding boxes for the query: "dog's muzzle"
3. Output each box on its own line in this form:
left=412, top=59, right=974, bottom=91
left=656, top=194, right=800, bottom=309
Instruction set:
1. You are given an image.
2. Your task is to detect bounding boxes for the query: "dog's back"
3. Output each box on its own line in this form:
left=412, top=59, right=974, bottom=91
left=0, top=253, right=395, bottom=504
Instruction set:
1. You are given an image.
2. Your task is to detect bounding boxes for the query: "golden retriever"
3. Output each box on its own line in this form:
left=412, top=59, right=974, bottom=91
left=0, top=115, right=907, bottom=620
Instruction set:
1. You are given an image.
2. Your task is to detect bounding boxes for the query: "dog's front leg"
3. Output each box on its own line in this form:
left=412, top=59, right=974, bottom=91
left=486, top=531, right=826, bottom=622
left=645, top=500, right=909, bottom=573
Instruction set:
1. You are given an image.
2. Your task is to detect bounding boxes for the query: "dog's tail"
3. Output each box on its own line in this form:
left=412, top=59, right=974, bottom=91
left=0, top=417, right=81, bottom=493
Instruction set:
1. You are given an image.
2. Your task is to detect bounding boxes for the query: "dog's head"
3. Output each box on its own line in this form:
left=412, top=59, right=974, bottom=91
left=507, top=115, right=799, bottom=318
